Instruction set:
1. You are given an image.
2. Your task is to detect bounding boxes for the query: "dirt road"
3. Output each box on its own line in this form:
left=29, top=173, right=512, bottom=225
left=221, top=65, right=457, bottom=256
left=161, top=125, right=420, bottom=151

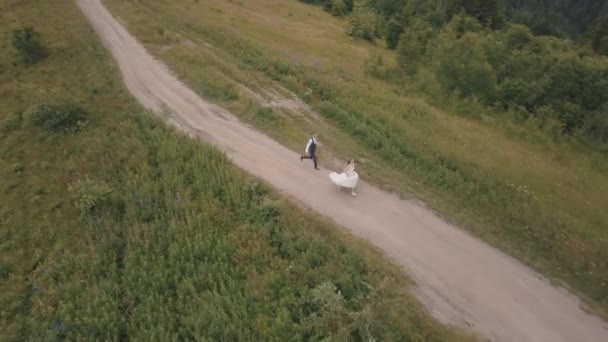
left=77, top=1, right=608, bottom=340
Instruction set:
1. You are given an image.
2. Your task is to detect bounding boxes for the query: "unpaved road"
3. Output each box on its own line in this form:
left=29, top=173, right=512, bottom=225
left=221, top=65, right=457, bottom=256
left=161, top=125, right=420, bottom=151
left=78, top=1, right=608, bottom=341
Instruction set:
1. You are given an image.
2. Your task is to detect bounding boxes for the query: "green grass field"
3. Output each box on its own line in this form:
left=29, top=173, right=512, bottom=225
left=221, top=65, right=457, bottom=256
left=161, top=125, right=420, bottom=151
left=102, top=0, right=608, bottom=315
left=0, top=0, right=475, bottom=340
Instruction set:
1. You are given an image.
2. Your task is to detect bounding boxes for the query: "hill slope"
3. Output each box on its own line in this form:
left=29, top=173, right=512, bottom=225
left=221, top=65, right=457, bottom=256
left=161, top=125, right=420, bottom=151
left=103, top=0, right=608, bottom=318
left=0, top=0, right=471, bottom=340
left=81, top=0, right=608, bottom=341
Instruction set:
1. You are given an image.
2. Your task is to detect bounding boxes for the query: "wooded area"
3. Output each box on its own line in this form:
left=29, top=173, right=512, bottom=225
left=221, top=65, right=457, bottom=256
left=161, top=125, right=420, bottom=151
left=303, top=0, right=608, bottom=144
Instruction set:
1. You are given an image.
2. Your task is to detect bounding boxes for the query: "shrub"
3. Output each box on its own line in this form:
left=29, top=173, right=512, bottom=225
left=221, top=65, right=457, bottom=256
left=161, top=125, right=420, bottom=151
left=256, top=196, right=282, bottom=223
left=12, top=26, right=48, bottom=64
left=0, top=263, right=12, bottom=280
left=331, top=0, right=346, bottom=17
left=583, top=109, right=608, bottom=143
left=1, top=111, right=24, bottom=133
left=347, top=7, right=377, bottom=41
left=29, top=101, right=88, bottom=133
left=12, top=162, right=25, bottom=175
left=200, top=81, right=239, bottom=102
left=311, top=281, right=345, bottom=314
left=68, top=176, right=113, bottom=219
left=254, top=107, right=278, bottom=124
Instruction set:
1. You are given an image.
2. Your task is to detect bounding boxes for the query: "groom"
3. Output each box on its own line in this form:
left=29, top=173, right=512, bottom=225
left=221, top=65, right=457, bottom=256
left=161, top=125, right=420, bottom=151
left=300, top=133, right=320, bottom=170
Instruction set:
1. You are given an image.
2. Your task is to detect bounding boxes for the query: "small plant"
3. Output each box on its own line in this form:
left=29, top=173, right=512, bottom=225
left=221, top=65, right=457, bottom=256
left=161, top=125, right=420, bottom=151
left=12, top=26, right=48, bottom=64
left=29, top=100, right=88, bottom=133
left=248, top=181, right=266, bottom=198
left=68, top=176, right=113, bottom=219
left=200, top=81, right=239, bottom=102
left=254, top=107, right=278, bottom=124
left=12, top=162, right=25, bottom=175
left=311, top=282, right=345, bottom=313
left=256, top=196, right=281, bottom=222
left=0, top=263, right=12, bottom=280
left=1, top=111, right=24, bottom=133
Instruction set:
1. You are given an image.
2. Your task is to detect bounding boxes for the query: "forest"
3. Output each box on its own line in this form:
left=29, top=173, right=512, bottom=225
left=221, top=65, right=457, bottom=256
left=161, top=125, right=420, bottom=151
left=303, top=0, right=608, bottom=144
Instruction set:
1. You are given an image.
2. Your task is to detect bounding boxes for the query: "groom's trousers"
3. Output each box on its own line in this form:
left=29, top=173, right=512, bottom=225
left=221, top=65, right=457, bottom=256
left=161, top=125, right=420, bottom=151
left=301, top=152, right=318, bottom=169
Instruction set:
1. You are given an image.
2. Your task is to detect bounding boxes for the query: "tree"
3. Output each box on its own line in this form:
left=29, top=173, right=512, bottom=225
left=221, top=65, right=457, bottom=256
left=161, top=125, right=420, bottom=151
left=477, top=0, right=501, bottom=29
left=584, top=108, right=608, bottom=143
left=344, top=0, right=354, bottom=13
left=591, top=16, right=608, bottom=55
left=444, top=12, right=483, bottom=39
left=366, top=0, right=402, bottom=16
left=433, top=32, right=498, bottom=102
left=446, top=0, right=500, bottom=29
left=396, top=18, right=435, bottom=75
left=504, top=24, right=534, bottom=50
left=385, top=17, right=403, bottom=49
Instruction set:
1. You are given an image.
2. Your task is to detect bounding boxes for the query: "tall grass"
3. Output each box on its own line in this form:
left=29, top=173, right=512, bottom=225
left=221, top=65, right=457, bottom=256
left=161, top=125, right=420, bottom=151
left=103, top=0, right=608, bottom=314
left=0, top=0, right=473, bottom=340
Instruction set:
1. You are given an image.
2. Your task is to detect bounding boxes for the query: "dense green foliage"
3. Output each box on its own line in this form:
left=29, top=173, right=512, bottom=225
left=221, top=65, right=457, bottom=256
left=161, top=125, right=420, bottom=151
left=319, top=0, right=608, bottom=37
left=0, top=1, right=472, bottom=340
left=29, top=100, right=88, bottom=133
left=590, top=15, right=608, bottom=55
left=12, top=26, right=49, bottom=64
left=300, top=0, right=355, bottom=15
left=504, top=0, right=608, bottom=37
left=309, top=0, right=608, bottom=143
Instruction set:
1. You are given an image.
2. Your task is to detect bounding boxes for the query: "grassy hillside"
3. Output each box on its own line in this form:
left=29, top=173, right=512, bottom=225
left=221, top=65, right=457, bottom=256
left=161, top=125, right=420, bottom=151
left=102, top=0, right=608, bottom=315
left=0, top=0, right=474, bottom=340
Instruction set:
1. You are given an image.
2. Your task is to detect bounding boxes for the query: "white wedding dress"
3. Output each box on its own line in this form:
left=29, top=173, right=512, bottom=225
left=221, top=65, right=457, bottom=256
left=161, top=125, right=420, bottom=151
left=329, top=164, right=359, bottom=189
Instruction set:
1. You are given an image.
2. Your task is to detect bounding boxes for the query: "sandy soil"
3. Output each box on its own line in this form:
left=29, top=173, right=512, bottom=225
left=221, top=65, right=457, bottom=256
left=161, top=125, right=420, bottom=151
left=77, top=1, right=608, bottom=340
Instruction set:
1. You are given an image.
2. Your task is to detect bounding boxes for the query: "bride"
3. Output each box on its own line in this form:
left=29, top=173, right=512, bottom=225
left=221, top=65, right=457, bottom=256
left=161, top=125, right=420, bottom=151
left=329, top=159, right=359, bottom=196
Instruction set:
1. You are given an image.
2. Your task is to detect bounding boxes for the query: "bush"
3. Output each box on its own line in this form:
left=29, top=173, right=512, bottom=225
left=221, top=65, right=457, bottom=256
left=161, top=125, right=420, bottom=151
left=200, top=81, right=239, bottom=102
left=12, top=26, right=48, bottom=64
left=29, top=101, right=88, bottom=133
left=0, top=263, right=12, bottom=280
left=253, top=106, right=280, bottom=126
left=299, top=0, right=353, bottom=14
left=583, top=109, right=608, bottom=143
left=331, top=0, right=346, bottom=17
left=347, top=7, right=378, bottom=41
left=68, top=176, right=113, bottom=219
left=12, top=162, right=25, bottom=175
left=0, top=111, right=24, bottom=133
left=256, top=196, right=282, bottom=223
